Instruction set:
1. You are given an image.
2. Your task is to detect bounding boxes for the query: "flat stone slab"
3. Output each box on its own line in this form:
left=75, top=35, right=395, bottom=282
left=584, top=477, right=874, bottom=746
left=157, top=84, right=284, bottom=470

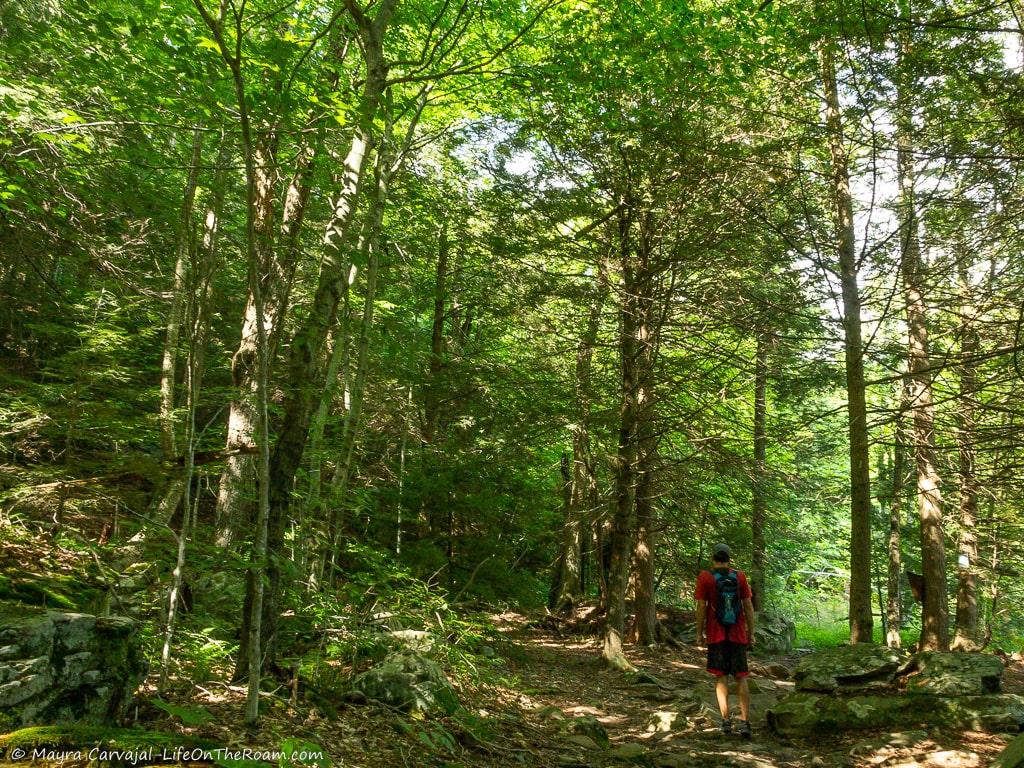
left=903, top=651, right=1003, bottom=696
left=794, top=645, right=910, bottom=693
left=768, top=691, right=1024, bottom=737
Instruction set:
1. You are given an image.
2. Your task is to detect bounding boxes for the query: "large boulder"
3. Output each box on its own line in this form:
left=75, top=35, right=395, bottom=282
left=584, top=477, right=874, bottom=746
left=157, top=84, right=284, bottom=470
left=756, top=612, right=796, bottom=655
left=352, top=652, right=460, bottom=716
left=903, top=651, right=1003, bottom=696
left=0, top=607, right=146, bottom=727
left=794, top=645, right=910, bottom=693
left=767, top=691, right=1024, bottom=737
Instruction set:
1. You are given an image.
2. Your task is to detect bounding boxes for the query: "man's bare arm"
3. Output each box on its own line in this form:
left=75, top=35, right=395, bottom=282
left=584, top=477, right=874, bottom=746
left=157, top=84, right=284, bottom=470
left=695, top=602, right=707, bottom=647
left=742, top=597, right=756, bottom=647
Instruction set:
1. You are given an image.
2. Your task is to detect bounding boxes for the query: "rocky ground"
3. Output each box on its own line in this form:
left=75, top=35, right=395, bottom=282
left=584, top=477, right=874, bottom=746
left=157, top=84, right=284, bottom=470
left=482, top=615, right=1017, bottom=768
left=161, top=612, right=1019, bottom=768
left=1, top=594, right=1020, bottom=767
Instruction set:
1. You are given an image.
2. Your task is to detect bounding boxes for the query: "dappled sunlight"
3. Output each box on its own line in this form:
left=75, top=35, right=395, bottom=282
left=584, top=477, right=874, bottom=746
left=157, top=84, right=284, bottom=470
left=488, top=615, right=1018, bottom=768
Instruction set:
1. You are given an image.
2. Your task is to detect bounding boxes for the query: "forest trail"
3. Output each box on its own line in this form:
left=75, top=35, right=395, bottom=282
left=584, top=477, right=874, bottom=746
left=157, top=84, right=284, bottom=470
left=488, top=614, right=1015, bottom=768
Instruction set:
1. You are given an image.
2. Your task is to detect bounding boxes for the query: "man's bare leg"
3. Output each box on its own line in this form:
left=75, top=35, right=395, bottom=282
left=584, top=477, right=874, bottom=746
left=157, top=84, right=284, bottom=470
left=738, top=676, right=750, bottom=721
left=716, top=675, right=730, bottom=719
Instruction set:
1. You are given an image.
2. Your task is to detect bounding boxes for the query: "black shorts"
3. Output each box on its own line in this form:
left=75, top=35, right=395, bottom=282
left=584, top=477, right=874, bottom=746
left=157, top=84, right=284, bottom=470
left=707, top=641, right=749, bottom=678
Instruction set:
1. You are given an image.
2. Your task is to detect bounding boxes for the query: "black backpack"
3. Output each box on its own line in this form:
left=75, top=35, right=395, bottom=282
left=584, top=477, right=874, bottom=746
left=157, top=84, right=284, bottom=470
left=712, top=569, right=740, bottom=626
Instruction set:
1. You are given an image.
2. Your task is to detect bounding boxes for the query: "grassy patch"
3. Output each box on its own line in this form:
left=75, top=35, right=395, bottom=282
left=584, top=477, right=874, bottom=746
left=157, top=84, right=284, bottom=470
left=795, top=620, right=920, bottom=649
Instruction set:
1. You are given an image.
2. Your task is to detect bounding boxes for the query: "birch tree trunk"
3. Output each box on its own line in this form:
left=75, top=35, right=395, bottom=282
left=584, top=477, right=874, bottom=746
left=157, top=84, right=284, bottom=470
left=305, top=278, right=354, bottom=590
left=159, top=126, right=204, bottom=462
left=215, top=134, right=319, bottom=548
left=234, top=0, right=397, bottom=675
left=325, top=157, right=388, bottom=573
left=190, top=1, right=277, bottom=715
left=150, top=127, right=219, bottom=659
left=150, top=127, right=206, bottom=537
left=214, top=132, right=280, bottom=549
left=322, top=88, right=425, bottom=579
left=159, top=214, right=218, bottom=689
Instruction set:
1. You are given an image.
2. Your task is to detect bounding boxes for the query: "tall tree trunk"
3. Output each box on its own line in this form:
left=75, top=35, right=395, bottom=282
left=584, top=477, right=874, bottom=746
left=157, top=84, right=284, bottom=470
left=323, top=88, right=424, bottom=578
left=897, top=23, right=948, bottom=652
left=159, top=126, right=205, bottom=462
left=324, top=153, right=389, bottom=574
left=159, top=202, right=218, bottom=688
left=215, top=135, right=318, bottom=549
left=630, top=228, right=658, bottom=647
left=191, top=0, right=277, bottom=721
left=424, top=221, right=448, bottom=446
left=820, top=33, right=873, bottom=644
left=603, top=203, right=637, bottom=671
left=420, top=218, right=449, bottom=540
left=751, top=330, right=768, bottom=612
left=157, top=125, right=212, bottom=689
left=982, top=493, right=998, bottom=647
left=952, top=257, right=979, bottom=649
left=887, top=378, right=908, bottom=648
left=548, top=452, right=573, bottom=610
left=396, top=385, right=412, bottom=554
left=214, top=131, right=280, bottom=549
left=554, top=260, right=607, bottom=611
left=150, top=127, right=206, bottom=537
left=234, top=2, right=397, bottom=675
left=300, top=310, right=349, bottom=588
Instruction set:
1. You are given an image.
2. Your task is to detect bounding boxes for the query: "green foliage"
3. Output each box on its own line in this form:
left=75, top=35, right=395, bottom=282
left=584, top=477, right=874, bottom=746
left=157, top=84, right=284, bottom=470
left=171, top=628, right=237, bottom=683
left=278, top=739, right=330, bottom=768
left=149, top=699, right=215, bottom=727
left=1, top=0, right=1022, bottom=722
left=302, top=543, right=501, bottom=666
left=393, top=718, right=458, bottom=756
left=792, top=620, right=921, bottom=651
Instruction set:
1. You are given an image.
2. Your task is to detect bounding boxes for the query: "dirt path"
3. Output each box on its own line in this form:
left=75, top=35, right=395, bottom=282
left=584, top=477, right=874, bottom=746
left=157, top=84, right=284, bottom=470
left=170, top=612, right=1019, bottom=768
left=494, top=615, right=1015, bottom=768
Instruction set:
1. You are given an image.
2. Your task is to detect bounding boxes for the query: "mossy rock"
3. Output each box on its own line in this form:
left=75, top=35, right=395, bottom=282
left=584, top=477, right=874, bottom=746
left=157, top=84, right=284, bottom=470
left=794, top=645, right=910, bottom=693
left=0, top=609, right=145, bottom=726
left=0, top=725, right=216, bottom=751
left=352, top=652, right=460, bottom=716
left=0, top=726, right=221, bottom=767
left=0, top=571, right=100, bottom=612
left=768, top=691, right=1024, bottom=737
left=566, top=715, right=610, bottom=748
left=904, top=651, right=1003, bottom=696
left=755, top=612, right=796, bottom=655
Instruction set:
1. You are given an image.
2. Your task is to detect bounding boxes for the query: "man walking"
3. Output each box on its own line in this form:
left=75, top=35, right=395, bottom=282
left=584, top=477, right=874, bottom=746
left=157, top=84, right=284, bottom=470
left=694, top=543, right=756, bottom=738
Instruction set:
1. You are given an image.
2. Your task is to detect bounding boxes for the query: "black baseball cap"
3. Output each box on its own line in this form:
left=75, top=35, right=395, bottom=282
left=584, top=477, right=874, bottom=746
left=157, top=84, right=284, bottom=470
left=712, top=543, right=731, bottom=562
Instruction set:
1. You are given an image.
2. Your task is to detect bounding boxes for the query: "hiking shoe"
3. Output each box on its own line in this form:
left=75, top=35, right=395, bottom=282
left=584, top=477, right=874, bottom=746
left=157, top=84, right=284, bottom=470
left=738, top=720, right=752, bottom=739
left=720, top=718, right=732, bottom=735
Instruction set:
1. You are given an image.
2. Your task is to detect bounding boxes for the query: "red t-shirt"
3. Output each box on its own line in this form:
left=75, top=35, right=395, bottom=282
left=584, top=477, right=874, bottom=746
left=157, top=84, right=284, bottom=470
left=695, top=568, right=752, bottom=644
